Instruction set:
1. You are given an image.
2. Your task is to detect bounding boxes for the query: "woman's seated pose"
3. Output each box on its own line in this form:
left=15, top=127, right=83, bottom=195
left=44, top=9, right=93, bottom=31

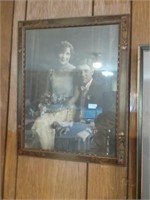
left=31, top=41, right=78, bottom=150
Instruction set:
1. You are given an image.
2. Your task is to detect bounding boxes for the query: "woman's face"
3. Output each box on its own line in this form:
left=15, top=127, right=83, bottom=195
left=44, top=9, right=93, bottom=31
left=58, top=47, right=71, bottom=65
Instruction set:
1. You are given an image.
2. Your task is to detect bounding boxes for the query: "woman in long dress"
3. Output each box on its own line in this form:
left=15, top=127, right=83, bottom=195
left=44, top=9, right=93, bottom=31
left=31, top=41, right=78, bottom=150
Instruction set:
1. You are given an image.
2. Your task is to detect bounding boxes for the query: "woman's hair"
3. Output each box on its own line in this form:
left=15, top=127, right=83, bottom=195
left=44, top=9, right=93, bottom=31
left=56, top=41, right=74, bottom=55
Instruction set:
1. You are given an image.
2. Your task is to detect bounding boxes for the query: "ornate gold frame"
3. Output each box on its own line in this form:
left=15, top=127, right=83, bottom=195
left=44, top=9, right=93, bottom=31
left=17, top=15, right=130, bottom=165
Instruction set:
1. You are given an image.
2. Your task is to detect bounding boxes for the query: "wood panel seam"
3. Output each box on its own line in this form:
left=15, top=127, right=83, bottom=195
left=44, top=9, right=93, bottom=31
left=2, top=0, right=15, bottom=198
left=92, top=0, right=95, bottom=16
left=85, top=163, right=89, bottom=199
left=127, top=0, right=133, bottom=198
left=15, top=1, right=27, bottom=198
left=25, top=0, right=28, bottom=20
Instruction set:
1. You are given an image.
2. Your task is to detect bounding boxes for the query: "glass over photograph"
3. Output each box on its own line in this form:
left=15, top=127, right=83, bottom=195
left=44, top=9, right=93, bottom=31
left=25, top=25, right=118, bottom=157
left=18, top=16, right=130, bottom=163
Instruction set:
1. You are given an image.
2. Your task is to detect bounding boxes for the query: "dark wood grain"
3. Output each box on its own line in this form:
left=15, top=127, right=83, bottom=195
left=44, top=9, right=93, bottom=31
left=0, top=1, right=14, bottom=198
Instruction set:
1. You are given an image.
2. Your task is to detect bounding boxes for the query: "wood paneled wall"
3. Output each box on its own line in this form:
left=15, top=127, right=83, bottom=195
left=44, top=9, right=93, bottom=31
left=0, top=1, right=14, bottom=197
left=128, top=0, right=150, bottom=198
left=2, top=0, right=150, bottom=199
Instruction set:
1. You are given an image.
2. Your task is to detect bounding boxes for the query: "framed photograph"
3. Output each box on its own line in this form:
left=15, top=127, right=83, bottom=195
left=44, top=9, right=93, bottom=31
left=17, top=15, right=130, bottom=164
left=137, top=45, right=150, bottom=198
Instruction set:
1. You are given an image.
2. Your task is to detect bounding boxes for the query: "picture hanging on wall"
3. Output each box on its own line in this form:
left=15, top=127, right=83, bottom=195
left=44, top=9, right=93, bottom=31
left=137, top=45, right=150, bottom=198
left=17, top=15, right=130, bottom=164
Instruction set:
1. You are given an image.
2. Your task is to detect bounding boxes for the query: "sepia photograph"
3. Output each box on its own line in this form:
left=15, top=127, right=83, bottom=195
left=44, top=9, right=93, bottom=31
left=18, top=15, right=130, bottom=164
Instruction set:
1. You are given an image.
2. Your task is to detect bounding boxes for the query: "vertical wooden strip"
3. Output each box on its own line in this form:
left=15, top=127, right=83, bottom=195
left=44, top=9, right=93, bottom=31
left=0, top=1, right=14, bottom=197
left=88, top=164, right=127, bottom=199
left=15, top=0, right=92, bottom=199
left=3, top=1, right=26, bottom=199
left=3, top=131, right=17, bottom=199
left=94, top=0, right=130, bottom=15
left=8, top=0, right=26, bottom=132
left=25, top=0, right=28, bottom=20
left=128, top=0, right=150, bottom=198
left=92, top=0, right=94, bottom=16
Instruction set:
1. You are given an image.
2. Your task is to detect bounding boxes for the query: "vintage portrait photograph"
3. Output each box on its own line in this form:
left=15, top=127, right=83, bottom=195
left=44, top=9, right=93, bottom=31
left=17, top=15, right=130, bottom=163
left=24, top=23, right=118, bottom=157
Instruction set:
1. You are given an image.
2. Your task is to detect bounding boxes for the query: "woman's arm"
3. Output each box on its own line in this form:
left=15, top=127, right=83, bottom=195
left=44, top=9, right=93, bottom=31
left=68, top=86, right=80, bottom=105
